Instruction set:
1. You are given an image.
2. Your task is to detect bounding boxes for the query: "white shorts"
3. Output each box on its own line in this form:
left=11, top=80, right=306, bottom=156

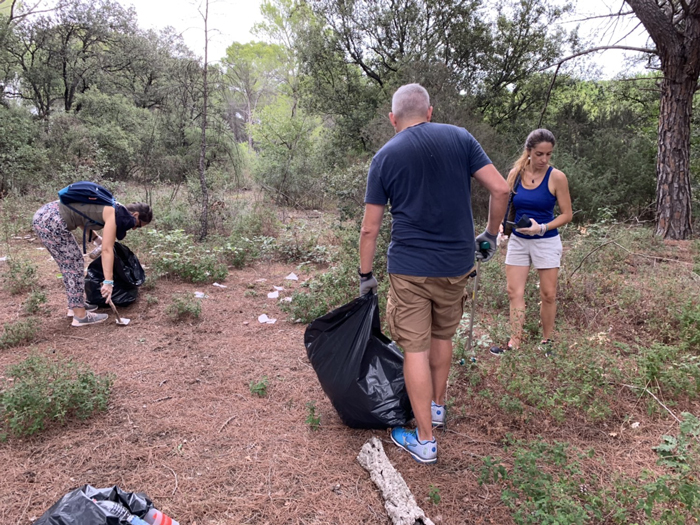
left=505, top=234, right=562, bottom=269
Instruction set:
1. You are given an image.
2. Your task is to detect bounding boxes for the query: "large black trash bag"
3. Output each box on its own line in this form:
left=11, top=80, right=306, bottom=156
left=304, top=293, right=412, bottom=429
left=85, top=242, right=145, bottom=307
left=34, top=484, right=152, bottom=525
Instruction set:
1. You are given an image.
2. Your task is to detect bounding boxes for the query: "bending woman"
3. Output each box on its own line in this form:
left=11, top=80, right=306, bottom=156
left=32, top=193, right=152, bottom=326
left=491, top=129, right=572, bottom=355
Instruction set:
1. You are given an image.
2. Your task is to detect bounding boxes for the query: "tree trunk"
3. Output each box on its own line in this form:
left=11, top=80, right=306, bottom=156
left=655, top=74, right=694, bottom=239
left=198, top=0, right=210, bottom=241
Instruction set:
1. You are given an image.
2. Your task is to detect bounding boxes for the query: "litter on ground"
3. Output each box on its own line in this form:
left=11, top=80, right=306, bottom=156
left=274, top=285, right=284, bottom=291
left=194, top=292, right=208, bottom=299
left=285, top=273, right=298, bottom=281
left=258, top=314, right=277, bottom=324
left=267, top=291, right=279, bottom=299
left=213, top=283, right=227, bottom=288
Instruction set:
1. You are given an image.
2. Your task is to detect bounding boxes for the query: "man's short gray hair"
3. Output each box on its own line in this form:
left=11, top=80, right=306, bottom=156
left=391, top=84, right=431, bottom=121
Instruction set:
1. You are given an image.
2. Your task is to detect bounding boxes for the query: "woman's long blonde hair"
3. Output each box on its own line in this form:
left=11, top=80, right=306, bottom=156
left=507, top=128, right=556, bottom=192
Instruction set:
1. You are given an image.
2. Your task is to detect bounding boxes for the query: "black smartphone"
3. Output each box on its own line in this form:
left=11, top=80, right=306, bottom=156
left=507, top=215, right=532, bottom=228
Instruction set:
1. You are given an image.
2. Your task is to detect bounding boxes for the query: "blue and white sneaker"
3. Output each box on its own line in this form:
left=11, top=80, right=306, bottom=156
left=390, top=427, right=437, bottom=464
left=431, top=401, right=446, bottom=428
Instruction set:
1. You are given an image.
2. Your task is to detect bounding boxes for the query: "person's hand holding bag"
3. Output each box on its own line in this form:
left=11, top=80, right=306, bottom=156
left=358, top=269, right=378, bottom=296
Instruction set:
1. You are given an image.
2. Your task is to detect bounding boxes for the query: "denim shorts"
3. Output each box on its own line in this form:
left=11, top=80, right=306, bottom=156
left=505, top=234, right=562, bottom=269
left=386, top=271, right=472, bottom=353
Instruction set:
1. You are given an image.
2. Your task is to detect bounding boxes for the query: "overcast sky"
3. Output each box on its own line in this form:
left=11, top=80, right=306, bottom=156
left=116, top=0, right=264, bottom=62
left=116, top=0, right=649, bottom=78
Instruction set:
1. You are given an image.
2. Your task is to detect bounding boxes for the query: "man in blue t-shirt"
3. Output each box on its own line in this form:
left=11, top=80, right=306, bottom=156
left=359, top=83, right=508, bottom=464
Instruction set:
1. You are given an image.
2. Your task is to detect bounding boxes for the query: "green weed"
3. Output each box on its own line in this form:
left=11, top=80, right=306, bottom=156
left=0, top=318, right=39, bottom=349
left=428, top=484, right=441, bottom=505
left=0, top=352, right=113, bottom=437
left=23, top=291, right=47, bottom=314
left=635, top=343, right=700, bottom=400
left=166, top=294, right=202, bottom=322
left=305, top=401, right=321, bottom=431
left=3, top=258, right=38, bottom=295
left=249, top=377, right=268, bottom=397
left=145, top=294, right=159, bottom=306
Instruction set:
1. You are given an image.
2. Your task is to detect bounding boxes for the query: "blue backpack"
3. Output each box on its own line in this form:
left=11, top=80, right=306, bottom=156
left=58, top=181, right=116, bottom=253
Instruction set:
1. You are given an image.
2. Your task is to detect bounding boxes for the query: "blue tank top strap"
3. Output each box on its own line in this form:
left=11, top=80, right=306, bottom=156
left=542, top=166, right=553, bottom=186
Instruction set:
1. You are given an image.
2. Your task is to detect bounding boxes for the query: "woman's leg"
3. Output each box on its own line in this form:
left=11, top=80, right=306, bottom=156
left=538, top=268, right=559, bottom=341
left=32, top=202, right=86, bottom=312
left=505, top=264, right=530, bottom=348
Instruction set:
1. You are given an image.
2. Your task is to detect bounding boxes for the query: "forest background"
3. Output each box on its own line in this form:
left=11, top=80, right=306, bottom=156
left=2, top=0, right=700, bottom=523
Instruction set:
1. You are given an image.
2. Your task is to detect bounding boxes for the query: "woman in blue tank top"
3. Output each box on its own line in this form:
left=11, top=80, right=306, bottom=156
left=490, top=129, right=573, bottom=356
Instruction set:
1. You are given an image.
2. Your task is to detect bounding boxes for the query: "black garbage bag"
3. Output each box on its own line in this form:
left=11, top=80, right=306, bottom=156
left=304, top=293, right=412, bottom=429
left=85, top=242, right=145, bottom=307
left=35, top=484, right=152, bottom=525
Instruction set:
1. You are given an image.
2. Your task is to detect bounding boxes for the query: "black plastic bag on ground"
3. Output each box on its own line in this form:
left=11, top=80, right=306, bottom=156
left=304, top=293, right=412, bottom=429
left=34, top=484, right=152, bottom=525
left=85, top=242, right=145, bottom=307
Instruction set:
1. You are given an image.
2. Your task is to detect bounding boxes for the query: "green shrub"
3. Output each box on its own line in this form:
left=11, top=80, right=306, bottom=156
left=166, top=294, right=202, bottom=322
left=23, top=291, right=47, bottom=315
left=3, top=258, right=38, bottom=295
left=146, top=230, right=228, bottom=283
left=0, top=318, right=39, bottom=349
left=635, top=343, right=700, bottom=400
left=0, top=352, right=113, bottom=437
left=679, top=300, right=700, bottom=351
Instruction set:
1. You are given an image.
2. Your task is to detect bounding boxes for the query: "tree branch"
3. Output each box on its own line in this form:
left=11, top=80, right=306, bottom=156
left=542, top=44, right=657, bottom=72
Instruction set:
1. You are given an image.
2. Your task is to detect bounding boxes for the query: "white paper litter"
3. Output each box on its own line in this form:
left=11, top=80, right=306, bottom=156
left=35, top=247, right=45, bottom=250
left=213, top=282, right=227, bottom=288
left=258, top=314, right=277, bottom=324
left=285, top=273, right=298, bottom=281
left=194, top=291, right=208, bottom=299
left=256, top=278, right=268, bottom=282
left=282, top=297, right=293, bottom=302
left=0, top=257, right=6, bottom=262
left=273, top=286, right=284, bottom=291
left=267, top=291, right=279, bottom=299
left=631, top=422, right=640, bottom=429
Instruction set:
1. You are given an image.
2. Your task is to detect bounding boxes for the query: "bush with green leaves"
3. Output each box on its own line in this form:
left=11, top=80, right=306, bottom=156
left=3, top=258, right=39, bottom=295
left=0, top=318, right=39, bottom=349
left=0, top=352, right=113, bottom=438
left=23, top=291, right=47, bottom=315
left=166, top=293, right=202, bottom=322
left=635, top=343, right=700, bottom=402
left=641, top=412, right=700, bottom=523
left=146, top=229, right=228, bottom=283
left=280, top=220, right=389, bottom=323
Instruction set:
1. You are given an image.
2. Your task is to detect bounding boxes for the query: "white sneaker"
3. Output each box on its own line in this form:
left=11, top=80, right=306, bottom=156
left=431, top=401, right=446, bottom=428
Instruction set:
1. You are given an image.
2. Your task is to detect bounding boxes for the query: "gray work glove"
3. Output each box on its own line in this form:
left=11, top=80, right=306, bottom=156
left=359, top=273, right=378, bottom=296
left=475, top=230, right=498, bottom=263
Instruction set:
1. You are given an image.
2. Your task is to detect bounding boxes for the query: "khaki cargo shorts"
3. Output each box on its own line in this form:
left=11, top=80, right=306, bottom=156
left=386, top=271, right=472, bottom=354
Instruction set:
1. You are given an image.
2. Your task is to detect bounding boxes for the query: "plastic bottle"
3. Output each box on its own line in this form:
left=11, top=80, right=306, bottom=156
left=144, top=507, right=180, bottom=525
left=93, top=499, right=149, bottom=525
left=88, top=244, right=103, bottom=260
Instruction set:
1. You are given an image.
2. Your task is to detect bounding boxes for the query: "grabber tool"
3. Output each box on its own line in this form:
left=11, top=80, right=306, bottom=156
left=465, top=241, right=491, bottom=357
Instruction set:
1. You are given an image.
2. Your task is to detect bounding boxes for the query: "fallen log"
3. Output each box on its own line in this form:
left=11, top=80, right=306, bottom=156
left=357, top=437, right=435, bottom=525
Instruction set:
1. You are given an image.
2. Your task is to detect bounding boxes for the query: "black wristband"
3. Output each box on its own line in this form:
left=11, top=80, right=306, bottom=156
left=358, top=268, right=373, bottom=278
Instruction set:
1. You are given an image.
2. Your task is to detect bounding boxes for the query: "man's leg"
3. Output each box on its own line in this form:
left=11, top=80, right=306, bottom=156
left=429, top=337, right=452, bottom=406
left=403, top=349, right=433, bottom=442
